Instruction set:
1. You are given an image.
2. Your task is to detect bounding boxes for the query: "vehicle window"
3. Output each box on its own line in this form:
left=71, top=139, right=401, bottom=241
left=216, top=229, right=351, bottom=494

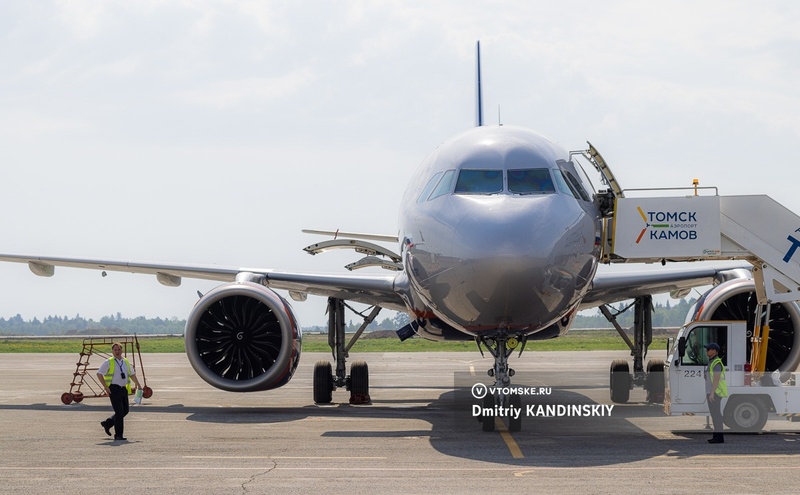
left=429, top=169, right=457, bottom=200
left=508, top=169, right=556, bottom=194
left=417, top=171, right=444, bottom=203
left=454, top=169, right=503, bottom=194
left=681, top=325, right=727, bottom=366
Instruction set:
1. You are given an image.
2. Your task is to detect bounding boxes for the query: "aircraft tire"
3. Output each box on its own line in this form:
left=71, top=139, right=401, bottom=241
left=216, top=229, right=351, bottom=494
left=481, top=394, right=495, bottom=432
left=508, top=393, right=522, bottom=432
left=313, top=361, right=333, bottom=404
left=645, top=360, right=665, bottom=403
left=610, top=360, right=631, bottom=404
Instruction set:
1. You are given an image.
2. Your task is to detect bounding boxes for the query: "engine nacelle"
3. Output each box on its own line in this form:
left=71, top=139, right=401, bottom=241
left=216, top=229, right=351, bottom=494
left=690, top=278, right=800, bottom=374
left=185, top=282, right=301, bottom=392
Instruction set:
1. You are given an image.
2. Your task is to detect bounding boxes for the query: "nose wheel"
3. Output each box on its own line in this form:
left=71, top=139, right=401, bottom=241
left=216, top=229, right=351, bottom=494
left=476, top=334, right=526, bottom=432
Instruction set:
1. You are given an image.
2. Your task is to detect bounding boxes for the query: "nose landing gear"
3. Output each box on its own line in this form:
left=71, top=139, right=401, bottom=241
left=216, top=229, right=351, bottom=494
left=475, top=334, right=526, bottom=432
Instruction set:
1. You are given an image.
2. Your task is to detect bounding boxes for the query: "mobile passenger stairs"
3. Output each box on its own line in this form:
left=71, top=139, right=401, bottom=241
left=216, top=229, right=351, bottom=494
left=60, top=335, right=153, bottom=405
left=583, top=144, right=800, bottom=431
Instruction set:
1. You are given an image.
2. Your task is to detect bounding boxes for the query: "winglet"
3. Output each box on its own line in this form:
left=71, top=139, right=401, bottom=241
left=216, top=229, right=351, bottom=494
left=475, top=40, right=484, bottom=127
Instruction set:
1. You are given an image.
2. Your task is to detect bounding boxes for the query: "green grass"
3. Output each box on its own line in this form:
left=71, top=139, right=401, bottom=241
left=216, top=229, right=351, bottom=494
left=0, top=331, right=671, bottom=353
left=0, top=337, right=185, bottom=354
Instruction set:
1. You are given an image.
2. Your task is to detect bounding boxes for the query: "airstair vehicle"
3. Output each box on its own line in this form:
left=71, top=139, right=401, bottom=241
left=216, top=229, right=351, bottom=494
left=581, top=144, right=800, bottom=430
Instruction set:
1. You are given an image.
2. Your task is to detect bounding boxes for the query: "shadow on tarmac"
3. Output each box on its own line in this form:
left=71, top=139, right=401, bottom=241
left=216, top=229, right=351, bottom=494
left=3, top=386, right=797, bottom=467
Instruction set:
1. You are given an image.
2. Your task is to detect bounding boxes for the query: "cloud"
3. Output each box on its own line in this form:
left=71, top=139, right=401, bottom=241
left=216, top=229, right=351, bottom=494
left=174, top=67, right=316, bottom=109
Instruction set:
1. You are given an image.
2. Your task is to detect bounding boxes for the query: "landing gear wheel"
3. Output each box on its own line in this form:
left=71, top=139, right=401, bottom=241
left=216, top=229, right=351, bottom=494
left=724, top=397, right=768, bottom=432
left=508, top=393, right=522, bottom=432
left=645, top=360, right=665, bottom=403
left=481, top=394, right=496, bottom=432
left=72, top=392, right=84, bottom=403
left=142, top=386, right=153, bottom=399
left=60, top=392, right=74, bottom=405
left=313, top=361, right=334, bottom=404
left=610, top=360, right=631, bottom=404
left=349, top=361, right=370, bottom=404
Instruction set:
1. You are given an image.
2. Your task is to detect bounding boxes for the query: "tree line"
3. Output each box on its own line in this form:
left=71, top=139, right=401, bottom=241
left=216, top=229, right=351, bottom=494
left=0, top=313, right=184, bottom=336
left=0, top=298, right=695, bottom=336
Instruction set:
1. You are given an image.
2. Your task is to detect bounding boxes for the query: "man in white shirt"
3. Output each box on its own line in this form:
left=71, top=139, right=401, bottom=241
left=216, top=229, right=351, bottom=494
left=96, top=343, right=142, bottom=441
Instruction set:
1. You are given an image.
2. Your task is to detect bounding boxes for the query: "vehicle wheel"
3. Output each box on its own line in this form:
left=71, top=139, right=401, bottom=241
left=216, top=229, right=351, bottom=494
left=610, top=360, right=631, bottom=404
left=313, top=361, right=333, bottom=404
left=142, top=386, right=153, bottom=399
left=72, top=392, right=84, bottom=403
left=724, top=396, right=768, bottom=432
left=645, top=360, right=665, bottom=403
left=508, top=393, right=522, bottom=432
left=60, top=392, right=74, bottom=405
left=481, top=394, right=495, bottom=432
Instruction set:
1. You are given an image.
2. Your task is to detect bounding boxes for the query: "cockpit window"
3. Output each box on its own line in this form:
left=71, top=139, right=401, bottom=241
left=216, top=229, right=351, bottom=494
left=553, top=170, right=576, bottom=198
left=562, top=170, right=591, bottom=202
left=429, top=169, right=457, bottom=200
left=417, top=171, right=444, bottom=203
left=454, top=169, right=503, bottom=194
left=555, top=169, right=591, bottom=202
left=508, top=169, right=556, bottom=194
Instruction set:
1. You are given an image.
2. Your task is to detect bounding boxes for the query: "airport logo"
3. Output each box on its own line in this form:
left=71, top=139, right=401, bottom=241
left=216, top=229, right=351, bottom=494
left=634, top=206, right=698, bottom=244
left=613, top=196, right=721, bottom=259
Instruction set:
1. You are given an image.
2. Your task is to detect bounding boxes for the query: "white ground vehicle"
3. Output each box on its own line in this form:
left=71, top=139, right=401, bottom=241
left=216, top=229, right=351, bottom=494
left=665, top=320, right=800, bottom=431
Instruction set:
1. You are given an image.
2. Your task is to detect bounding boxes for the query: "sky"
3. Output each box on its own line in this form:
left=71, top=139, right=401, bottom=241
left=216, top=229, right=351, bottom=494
left=1, top=1, right=800, bottom=327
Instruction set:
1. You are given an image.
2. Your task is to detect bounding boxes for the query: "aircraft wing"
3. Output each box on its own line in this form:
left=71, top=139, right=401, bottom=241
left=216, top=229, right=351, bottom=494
left=0, top=253, right=406, bottom=311
left=579, top=263, right=751, bottom=309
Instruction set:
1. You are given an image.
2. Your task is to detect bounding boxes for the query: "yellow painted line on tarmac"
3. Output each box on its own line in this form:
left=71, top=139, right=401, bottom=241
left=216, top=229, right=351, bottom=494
left=494, top=417, right=524, bottom=458
left=469, top=364, right=475, bottom=376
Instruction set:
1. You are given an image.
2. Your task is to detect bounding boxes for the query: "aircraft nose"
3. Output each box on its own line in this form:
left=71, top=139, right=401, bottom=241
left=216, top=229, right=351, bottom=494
left=451, top=196, right=558, bottom=259
left=412, top=194, right=598, bottom=332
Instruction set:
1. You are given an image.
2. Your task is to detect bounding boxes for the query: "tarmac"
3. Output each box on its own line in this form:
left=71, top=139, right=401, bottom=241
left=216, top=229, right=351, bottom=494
left=1, top=350, right=799, bottom=494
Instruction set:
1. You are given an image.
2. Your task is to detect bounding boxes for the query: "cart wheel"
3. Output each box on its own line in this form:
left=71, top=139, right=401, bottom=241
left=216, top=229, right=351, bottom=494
left=72, top=392, right=84, bottom=403
left=60, top=392, right=74, bottom=405
left=142, top=386, right=153, bottom=399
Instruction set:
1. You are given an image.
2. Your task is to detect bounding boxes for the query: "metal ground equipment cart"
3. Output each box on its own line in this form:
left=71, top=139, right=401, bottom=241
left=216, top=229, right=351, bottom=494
left=60, top=335, right=153, bottom=404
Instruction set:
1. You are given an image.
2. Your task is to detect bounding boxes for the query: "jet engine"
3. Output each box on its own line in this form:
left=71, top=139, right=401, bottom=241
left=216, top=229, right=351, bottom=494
left=184, top=282, right=301, bottom=392
left=690, top=278, right=800, bottom=374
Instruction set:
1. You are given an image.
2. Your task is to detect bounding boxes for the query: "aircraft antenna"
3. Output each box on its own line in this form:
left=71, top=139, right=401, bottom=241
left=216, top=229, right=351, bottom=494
left=475, top=40, right=484, bottom=127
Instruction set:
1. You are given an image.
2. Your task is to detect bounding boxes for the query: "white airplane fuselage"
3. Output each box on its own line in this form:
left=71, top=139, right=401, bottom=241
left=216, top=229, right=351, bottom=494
left=398, top=125, right=602, bottom=338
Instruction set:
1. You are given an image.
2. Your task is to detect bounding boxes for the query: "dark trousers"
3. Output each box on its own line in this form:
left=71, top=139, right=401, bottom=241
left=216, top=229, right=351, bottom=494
left=708, top=394, right=724, bottom=438
left=107, top=384, right=129, bottom=438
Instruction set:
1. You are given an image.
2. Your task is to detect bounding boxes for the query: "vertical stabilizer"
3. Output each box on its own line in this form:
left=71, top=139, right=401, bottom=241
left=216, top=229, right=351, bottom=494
left=475, top=41, right=484, bottom=127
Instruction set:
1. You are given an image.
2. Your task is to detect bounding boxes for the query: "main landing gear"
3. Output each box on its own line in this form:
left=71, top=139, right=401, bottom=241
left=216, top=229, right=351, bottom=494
left=475, top=333, right=526, bottom=432
left=313, top=297, right=380, bottom=405
left=601, top=295, right=665, bottom=404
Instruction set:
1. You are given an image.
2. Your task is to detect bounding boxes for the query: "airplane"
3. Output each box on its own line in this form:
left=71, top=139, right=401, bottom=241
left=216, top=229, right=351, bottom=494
left=2, top=42, right=795, bottom=432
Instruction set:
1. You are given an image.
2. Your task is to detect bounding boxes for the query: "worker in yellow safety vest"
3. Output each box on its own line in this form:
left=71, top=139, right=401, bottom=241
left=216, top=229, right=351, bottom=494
left=96, top=342, right=141, bottom=441
left=704, top=342, right=728, bottom=444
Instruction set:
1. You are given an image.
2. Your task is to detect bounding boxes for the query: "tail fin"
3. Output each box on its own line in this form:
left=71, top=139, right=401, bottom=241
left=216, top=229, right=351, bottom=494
left=475, top=41, right=484, bottom=127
